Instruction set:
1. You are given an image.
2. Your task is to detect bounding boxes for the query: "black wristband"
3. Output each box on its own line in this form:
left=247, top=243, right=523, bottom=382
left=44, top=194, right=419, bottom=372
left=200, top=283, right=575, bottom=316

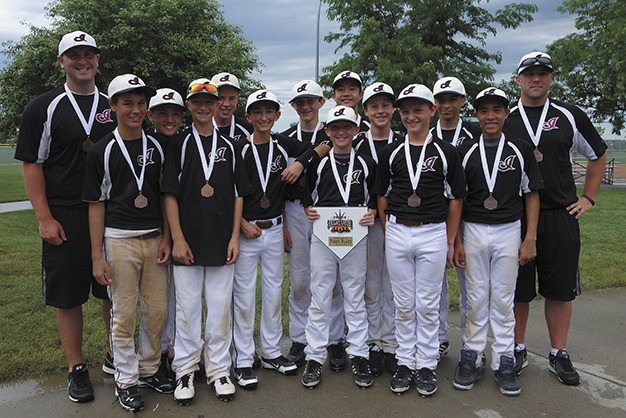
left=581, top=193, right=596, bottom=206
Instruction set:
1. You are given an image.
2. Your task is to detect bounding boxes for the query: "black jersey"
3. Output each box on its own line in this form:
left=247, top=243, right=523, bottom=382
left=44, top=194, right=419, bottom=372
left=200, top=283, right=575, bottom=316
left=239, top=134, right=313, bottom=220
left=303, top=151, right=377, bottom=209
left=353, top=131, right=403, bottom=163
left=15, top=85, right=116, bottom=208
left=504, top=98, right=607, bottom=210
left=82, top=132, right=165, bottom=231
left=217, top=117, right=253, bottom=142
left=161, top=127, right=251, bottom=266
left=429, top=120, right=481, bottom=147
left=374, top=136, right=467, bottom=223
left=458, top=136, right=543, bottom=224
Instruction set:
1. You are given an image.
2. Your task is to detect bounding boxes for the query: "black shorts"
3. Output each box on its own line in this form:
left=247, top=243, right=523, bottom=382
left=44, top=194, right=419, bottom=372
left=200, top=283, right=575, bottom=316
left=42, top=206, right=109, bottom=309
left=515, top=208, right=581, bottom=303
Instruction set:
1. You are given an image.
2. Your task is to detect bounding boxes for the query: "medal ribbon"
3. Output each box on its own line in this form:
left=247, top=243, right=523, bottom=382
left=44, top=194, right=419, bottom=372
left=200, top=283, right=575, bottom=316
left=366, top=130, right=394, bottom=163
left=478, top=134, right=506, bottom=196
left=113, top=128, right=147, bottom=194
left=297, top=121, right=322, bottom=145
left=64, top=83, right=99, bottom=139
left=403, top=133, right=432, bottom=193
left=192, top=124, right=219, bottom=183
left=517, top=98, right=550, bottom=148
left=436, top=119, right=463, bottom=147
left=329, top=148, right=355, bottom=205
left=249, top=134, right=274, bottom=196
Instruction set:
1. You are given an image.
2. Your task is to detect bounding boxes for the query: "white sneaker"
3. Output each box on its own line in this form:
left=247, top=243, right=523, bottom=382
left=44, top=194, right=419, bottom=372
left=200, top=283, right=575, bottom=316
left=174, top=372, right=194, bottom=406
left=213, top=376, right=235, bottom=401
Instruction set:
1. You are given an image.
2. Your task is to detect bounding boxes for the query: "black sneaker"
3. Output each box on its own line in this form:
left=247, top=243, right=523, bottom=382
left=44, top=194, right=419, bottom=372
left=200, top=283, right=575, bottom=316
left=453, top=349, right=485, bottom=390
left=384, top=352, right=398, bottom=376
left=368, top=344, right=383, bottom=377
left=302, top=360, right=323, bottom=388
left=174, top=372, right=194, bottom=406
left=139, top=369, right=175, bottom=393
left=351, top=356, right=374, bottom=388
left=389, top=365, right=414, bottom=394
left=234, top=367, right=258, bottom=390
left=102, top=352, right=115, bottom=375
left=261, top=355, right=298, bottom=375
left=288, top=341, right=307, bottom=367
left=327, top=342, right=346, bottom=371
left=549, top=350, right=580, bottom=386
left=415, top=367, right=437, bottom=396
left=438, top=341, right=450, bottom=362
left=494, top=356, right=521, bottom=396
left=116, top=384, right=144, bottom=411
left=158, top=350, right=173, bottom=379
left=67, top=363, right=94, bottom=403
left=514, top=345, right=528, bottom=376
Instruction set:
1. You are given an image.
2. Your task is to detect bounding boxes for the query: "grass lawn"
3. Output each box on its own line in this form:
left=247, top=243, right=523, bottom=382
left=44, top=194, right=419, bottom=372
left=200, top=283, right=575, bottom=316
left=0, top=190, right=624, bottom=382
left=0, top=164, right=27, bottom=203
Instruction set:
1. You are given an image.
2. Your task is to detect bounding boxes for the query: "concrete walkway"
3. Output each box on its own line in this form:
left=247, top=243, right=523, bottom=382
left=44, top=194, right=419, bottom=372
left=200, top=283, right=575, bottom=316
left=0, top=201, right=32, bottom=213
left=1, top=288, right=625, bottom=417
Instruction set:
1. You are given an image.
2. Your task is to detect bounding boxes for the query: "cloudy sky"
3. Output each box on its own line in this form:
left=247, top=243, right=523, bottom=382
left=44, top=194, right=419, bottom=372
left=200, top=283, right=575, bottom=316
left=1, top=0, right=579, bottom=131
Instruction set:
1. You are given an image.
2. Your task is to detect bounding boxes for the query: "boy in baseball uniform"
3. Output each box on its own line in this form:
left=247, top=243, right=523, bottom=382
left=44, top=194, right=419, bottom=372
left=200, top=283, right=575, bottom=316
left=374, top=84, right=466, bottom=396
left=210, top=72, right=253, bottom=142
left=332, top=70, right=371, bottom=132
left=453, top=87, right=542, bottom=396
left=83, top=74, right=174, bottom=411
left=161, top=78, right=251, bottom=404
left=301, top=106, right=377, bottom=389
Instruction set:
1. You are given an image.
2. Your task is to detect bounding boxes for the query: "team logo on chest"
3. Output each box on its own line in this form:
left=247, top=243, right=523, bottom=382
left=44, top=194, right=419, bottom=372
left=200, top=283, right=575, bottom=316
left=543, top=117, right=559, bottom=131
left=209, top=147, right=228, bottom=162
left=270, top=155, right=283, bottom=173
left=138, top=148, right=156, bottom=166
left=420, top=156, right=438, bottom=172
left=343, top=169, right=362, bottom=185
left=96, top=108, right=114, bottom=124
left=498, top=155, right=517, bottom=172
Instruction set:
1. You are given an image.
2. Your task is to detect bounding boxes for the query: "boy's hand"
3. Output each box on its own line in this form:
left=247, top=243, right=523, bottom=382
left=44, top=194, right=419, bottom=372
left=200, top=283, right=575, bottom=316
left=358, top=208, right=376, bottom=227
left=172, top=240, right=194, bottom=265
left=519, top=238, right=536, bottom=266
left=241, top=220, right=262, bottom=239
left=157, top=237, right=171, bottom=264
left=453, top=241, right=466, bottom=269
left=93, top=256, right=112, bottom=285
left=39, top=215, right=67, bottom=246
left=304, top=206, right=319, bottom=223
left=281, top=162, right=304, bottom=184
left=226, top=237, right=240, bottom=265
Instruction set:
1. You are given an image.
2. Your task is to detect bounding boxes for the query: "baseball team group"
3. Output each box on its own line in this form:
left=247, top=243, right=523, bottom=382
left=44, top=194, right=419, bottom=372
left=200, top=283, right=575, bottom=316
left=13, top=30, right=607, bottom=411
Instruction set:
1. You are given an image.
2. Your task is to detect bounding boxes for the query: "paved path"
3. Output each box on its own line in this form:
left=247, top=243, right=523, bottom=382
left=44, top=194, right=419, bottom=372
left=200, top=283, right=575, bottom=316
left=1, top=288, right=624, bottom=417
left=0, top=201, right=31, bottom=213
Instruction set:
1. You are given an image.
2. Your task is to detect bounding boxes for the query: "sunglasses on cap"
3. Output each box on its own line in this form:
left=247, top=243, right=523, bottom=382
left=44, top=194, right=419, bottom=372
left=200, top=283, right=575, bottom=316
left=519, top=56, right=552, bottom=68
left=188, top=83, right=218, bottom=95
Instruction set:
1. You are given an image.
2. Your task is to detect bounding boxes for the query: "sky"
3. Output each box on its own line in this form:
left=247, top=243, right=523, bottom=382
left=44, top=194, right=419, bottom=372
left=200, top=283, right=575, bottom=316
left=0, top=0, right=581, bottom=132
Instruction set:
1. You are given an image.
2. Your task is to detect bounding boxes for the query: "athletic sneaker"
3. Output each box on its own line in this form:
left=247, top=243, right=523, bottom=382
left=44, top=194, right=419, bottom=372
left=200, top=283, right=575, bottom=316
left=67, top=363, right=94, bottom=403
left=102, top=352, right=115, bottom=375
left=234, top=367, right=258, bottom=390
left=415, top=368, right=437, bottom=396
left=351, top=356, right=374, bottom=388
left=549, top=350, right=580, bottom=386
left=327, top=342, right=347, bottom=371
left=252, top=352, right=261, bottom=369
left=438, top=341, right=450, bottom=361
left=174, top=372, right=194, bottom=406
left=157, top=351, right=173, bottom=379
left=494, top=356, right=521, bottom=396
left=453, top=349, right=485, bottom=390
left=288, top=341, right=307, bottom=367
left=384, top=352, right=398, bottom=376
left=261, top=355, right=298, bottom=375
left=213, top=376, right=236, bottom=401
left=116, top=384, right=144, bottom=411
left=514, top=345, right=528, bottom=376
left=368, top=344, right=383, bottom=377
left=302, top=360, right=323, bottom=388
left=138, top=370, right=175, bottom=393
left=389, top=365, right=414, bottom=394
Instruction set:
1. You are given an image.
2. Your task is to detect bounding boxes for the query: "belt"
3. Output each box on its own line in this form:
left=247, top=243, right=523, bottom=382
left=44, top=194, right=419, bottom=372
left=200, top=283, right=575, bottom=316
left=388, top=215, right=430, bottom=227
left=137, top=230, right=161, bottom=240
left=255, top=216, right=283, bottom=230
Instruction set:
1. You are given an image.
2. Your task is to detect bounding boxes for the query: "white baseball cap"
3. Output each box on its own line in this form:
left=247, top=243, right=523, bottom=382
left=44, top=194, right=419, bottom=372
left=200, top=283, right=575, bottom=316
left=363, top=82, right=395, bottom=106
left=517, top=52, right=553, bottom=75
left=289, top=80, right=324, bottom=102
left=149, top=88, right=185, bottom=110
left=186, top=78, right=219, bottom=100
left=58, top=31, right=99, bottom=56
left=332, top=70, right=363, bottom=89
left=210, top=72, right=241, bottom=90
left=246, top=89, right=280, bottom=113
left=107, top=74, right=156, bottom=100
left=326, top=105, right=358, bottom=126
left=394, top=84, right=435, bottom=107
left=433, top=76, right=466, bottom=97
left=473, top=87, right=509, bottom=108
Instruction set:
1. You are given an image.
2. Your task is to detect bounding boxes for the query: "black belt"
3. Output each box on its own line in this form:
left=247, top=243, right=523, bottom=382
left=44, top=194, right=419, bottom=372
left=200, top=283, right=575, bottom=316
left=390, top=217, right=430, bottom=227
left=256, top=217, right=282, bottom=230
left=137, top=230, right=161, bottom=240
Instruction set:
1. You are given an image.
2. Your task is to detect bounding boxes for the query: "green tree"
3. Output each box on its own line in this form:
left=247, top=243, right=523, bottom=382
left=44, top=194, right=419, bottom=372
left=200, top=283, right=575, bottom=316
left=546, top=0, right=626, bottom=134
left=320, top=0, right=537, bottom=101
left=0, top=0, right=261, bottom=140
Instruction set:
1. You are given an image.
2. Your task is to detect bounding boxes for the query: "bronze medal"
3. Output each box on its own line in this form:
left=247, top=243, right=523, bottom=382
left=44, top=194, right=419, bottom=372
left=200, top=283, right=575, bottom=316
left=407, top=192, right=421, bottom=208
left=134, top=192, right=148, bottom=209
left=533, top=148, right=543, bottom=162
left=82, top=137, right=94, bottom=153
left=483, top=195, right=498, bottom=211
left=201, top=182, right=214, bottom=198
left=260, top=194, right=271, bottom=209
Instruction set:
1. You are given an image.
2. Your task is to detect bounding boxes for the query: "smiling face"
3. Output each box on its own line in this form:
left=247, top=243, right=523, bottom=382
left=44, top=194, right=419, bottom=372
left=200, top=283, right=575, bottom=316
left=325, top=121, right=359, bottom=153
left=148, top=104, right=184, bottom=137
left=516, top=67, right=553, bottom=106
left=109, top=92, right=148, bottom=137
left=434, top=93, right=465, bottom=124
left=215, top=85, right=240, bottom=125
left=398, top=98, right=436, bottom=138
left=57, top=46, right=100, bottom=91
left=291, top=97, right=325, bottom=125
left=186, top=95, right=218, bottom=128
left=363, top=95, right=394, bottom=130
left=475, top=100, right=510, bottom=139
left=332, top=80, right=363, bottom=110
left=245, top=102, right=281, bottom=136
